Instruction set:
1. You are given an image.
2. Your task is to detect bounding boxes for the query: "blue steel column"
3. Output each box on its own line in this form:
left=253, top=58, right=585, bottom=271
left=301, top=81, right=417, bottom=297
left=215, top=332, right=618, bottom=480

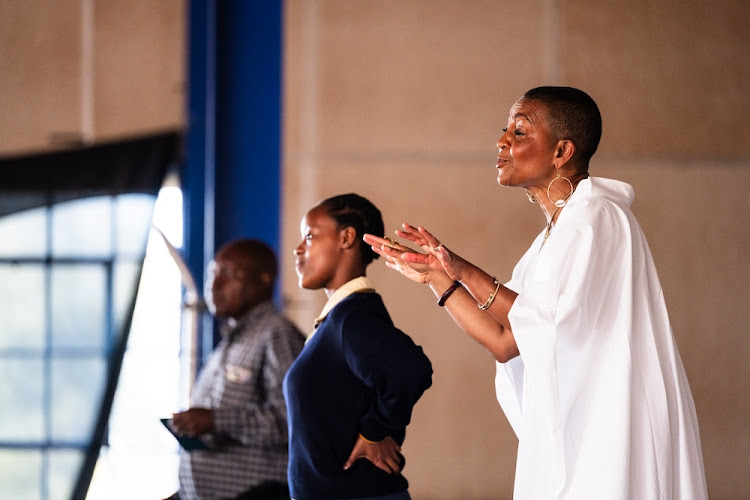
left=184, top=0, right=217, bottom=364
left=214, top=1, right=283, bottom=255
left=184, top=0, right=283, bottom=355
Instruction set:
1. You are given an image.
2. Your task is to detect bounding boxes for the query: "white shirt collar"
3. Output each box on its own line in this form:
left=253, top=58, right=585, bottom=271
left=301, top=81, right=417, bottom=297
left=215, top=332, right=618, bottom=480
left=309, top=276, right=376, bottom=338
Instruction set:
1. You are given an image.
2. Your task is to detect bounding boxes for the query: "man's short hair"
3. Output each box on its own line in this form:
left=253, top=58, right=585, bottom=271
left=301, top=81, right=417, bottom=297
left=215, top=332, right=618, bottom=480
left=221, top=238, right=278, bottom=282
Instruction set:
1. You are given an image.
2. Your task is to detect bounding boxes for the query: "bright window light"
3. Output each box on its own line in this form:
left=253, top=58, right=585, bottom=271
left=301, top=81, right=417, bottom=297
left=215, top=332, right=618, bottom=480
left=86, top=183, right=186, bottom=500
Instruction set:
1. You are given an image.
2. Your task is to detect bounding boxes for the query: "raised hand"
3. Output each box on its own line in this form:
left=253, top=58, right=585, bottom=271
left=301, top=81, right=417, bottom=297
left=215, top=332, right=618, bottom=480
left=343, top=435, right=403, bottom=475
left=362, top=233, right=435, bottom=284
left=395, top=224, right=468, bottom=282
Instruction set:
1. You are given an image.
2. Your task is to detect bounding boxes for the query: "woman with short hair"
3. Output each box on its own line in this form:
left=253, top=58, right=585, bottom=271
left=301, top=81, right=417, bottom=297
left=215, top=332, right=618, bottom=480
left=365, top=87, right=707, bottom=500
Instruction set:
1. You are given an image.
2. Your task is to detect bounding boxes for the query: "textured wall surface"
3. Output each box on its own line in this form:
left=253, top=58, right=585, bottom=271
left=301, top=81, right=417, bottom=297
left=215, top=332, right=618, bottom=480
left=0, top=0, right=184, bottom=155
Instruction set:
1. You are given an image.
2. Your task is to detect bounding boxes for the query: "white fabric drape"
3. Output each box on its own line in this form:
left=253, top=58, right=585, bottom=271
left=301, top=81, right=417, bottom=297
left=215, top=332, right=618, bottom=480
left=497, top=177, right=707, bottom=499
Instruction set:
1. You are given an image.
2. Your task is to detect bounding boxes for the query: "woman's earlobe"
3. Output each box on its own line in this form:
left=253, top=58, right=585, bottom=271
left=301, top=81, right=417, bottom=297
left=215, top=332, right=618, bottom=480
left=555, top=140, right=576, bottom=166
left=341, top=226, right=357, bottom=249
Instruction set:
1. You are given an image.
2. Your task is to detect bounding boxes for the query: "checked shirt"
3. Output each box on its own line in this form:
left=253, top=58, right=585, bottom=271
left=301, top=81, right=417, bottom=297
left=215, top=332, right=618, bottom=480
left=178, top=301, right=305, bottom=500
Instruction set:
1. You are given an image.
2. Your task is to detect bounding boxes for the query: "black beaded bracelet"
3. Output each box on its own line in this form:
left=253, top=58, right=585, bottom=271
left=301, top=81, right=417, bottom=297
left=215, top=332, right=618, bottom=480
left=437, top=280, right=462, bottom=307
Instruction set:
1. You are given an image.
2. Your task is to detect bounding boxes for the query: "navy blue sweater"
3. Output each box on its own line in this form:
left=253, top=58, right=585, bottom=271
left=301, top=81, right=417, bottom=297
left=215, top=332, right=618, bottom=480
left=283, top=292, right=432, bottom=500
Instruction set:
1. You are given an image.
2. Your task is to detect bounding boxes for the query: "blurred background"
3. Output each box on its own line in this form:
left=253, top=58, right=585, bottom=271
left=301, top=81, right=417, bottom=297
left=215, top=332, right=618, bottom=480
left=0, top=1, right=748, bottom=499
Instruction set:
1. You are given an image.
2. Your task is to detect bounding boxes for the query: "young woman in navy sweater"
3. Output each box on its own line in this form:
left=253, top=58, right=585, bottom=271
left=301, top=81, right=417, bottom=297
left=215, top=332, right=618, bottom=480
left=284, top=193, right=432, bottom=500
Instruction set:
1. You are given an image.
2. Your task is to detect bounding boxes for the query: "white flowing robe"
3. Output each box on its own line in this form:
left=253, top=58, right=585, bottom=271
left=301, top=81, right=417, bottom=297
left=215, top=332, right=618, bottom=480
left=497, top=177, right=707, bottom=499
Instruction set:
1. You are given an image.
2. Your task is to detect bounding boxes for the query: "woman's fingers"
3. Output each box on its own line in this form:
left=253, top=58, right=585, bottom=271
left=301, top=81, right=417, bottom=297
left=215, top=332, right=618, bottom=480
left=363, top=233, right=412, bottom=252
left=397, top=224, right=444, bottom=254
left=394, top=229, right=422, bottom=246
left=397, top=223, right=429, bottom=246
left=386, top=255, right=430, bottom=283
left=344, top=435, right=402, bottom=475
left=384, top=455, right=401, bottom=475
left=363, top=229, right=447, bottom=282
left=416, top=226, right=443, bottom=250
left=362, top=233, right=382, bottom=246
left=401, top=222, right=418, bottom=233
left=369, top=242, right=390, bottom=259
left=363, top=233, right=396, bottom=249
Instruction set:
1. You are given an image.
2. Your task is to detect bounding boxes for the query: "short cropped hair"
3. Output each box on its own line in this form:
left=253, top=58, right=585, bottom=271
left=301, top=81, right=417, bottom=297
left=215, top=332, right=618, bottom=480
left=319, top=193, right=384, bottom=267
left=221, top=238, right=278, bottom=282
left=523, top=86, right=602, bottom=165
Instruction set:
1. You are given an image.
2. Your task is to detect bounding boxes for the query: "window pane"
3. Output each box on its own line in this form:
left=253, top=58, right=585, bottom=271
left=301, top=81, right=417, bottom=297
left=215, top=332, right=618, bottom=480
left=113, top=262, right=141, bottom=334
left=115, top=194, right=155, bottom=257
left=52, top=197, right=112, bottom=258
left=48, top=449, right=84, bottom=500
left=0, top=206, right=48, bottom=258
left=51, top=358, right=106, bottom=442
left=0, top=264, right=45, bottom=349
left=0, top=449, right=42, bottom=500
left=0, top=359, right=44, bottom=441
left=51, top=265, right=106, bottom=350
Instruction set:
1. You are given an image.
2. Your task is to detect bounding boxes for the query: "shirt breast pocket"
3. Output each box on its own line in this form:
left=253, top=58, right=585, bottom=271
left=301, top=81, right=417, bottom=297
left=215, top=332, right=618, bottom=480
left=225, top=364, right=253, bottom=384
left=222, top=363, right=260, bottom=406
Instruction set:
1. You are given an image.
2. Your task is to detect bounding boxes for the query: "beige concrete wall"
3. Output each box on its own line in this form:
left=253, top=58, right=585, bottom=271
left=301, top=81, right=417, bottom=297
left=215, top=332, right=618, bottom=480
left=282, top=1, right=750, bottom=498
left=0, top=0, right=84, bottom=152
left=93, top=0, right=184, bottom=141
left=0, top=0, right=184, bottom=155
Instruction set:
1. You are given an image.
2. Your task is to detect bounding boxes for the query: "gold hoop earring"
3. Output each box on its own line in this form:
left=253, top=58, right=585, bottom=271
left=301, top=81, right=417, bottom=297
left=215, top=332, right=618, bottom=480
left=547, top=170, right=574, bottom=208
left=525, top=189, right=537, bottom=203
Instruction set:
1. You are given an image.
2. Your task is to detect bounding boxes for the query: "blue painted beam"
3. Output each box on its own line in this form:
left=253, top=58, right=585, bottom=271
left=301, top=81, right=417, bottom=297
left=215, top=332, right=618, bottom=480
left=215, top=1, right=282, bottom=256
left=184, top=0, right=283, bottom=352
left=184, top=0, right=217, bottom=361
